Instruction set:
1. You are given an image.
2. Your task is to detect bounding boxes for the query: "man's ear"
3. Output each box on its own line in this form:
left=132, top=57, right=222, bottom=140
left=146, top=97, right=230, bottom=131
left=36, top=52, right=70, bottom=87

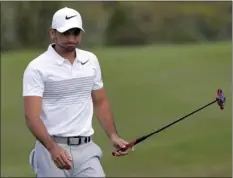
left=49, top=28, right=56, bottom=41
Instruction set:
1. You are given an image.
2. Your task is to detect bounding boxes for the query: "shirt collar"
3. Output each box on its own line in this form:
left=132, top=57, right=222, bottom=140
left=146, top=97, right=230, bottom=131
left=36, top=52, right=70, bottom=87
left=47, top=44, right=81, bottom=65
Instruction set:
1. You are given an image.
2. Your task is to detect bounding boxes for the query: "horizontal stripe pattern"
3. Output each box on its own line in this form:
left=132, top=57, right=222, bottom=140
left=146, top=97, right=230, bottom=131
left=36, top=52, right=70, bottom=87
left=43, top=76, right=94, bottom=105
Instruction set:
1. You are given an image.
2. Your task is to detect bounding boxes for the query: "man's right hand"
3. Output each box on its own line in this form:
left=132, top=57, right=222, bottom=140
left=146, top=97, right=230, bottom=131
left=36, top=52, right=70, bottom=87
left=48, top=143, right=73, bottom=170
left=24, top=96, right=73, bottom=170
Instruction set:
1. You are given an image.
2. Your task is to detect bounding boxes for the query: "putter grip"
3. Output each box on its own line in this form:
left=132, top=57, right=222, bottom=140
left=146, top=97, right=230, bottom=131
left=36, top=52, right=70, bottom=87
left=112, top=140, right=136, bottom=156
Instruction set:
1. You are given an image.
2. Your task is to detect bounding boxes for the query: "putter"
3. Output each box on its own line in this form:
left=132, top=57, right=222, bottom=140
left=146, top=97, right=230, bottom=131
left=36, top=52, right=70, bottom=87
left=112, top=89, right=226, bottom=156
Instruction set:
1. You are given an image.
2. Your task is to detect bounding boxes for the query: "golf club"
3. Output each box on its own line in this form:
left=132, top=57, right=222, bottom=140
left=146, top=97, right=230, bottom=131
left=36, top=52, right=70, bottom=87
left=112, top=89, right=226, bottom=156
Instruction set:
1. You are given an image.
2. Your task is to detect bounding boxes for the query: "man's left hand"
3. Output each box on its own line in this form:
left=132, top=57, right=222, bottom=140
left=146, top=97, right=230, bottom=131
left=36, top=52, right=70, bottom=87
left=110, top=134, right=134, bottom=156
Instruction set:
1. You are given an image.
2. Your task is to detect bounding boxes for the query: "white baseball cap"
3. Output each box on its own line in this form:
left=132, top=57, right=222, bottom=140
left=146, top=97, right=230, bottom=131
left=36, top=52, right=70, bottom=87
left=51, top=7, right=85, bottom=33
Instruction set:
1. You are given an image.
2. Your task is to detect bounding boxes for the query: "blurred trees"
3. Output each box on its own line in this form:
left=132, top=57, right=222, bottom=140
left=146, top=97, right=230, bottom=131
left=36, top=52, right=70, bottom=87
left=1, top=1, right=232, bottom=51
left=105, top=1, right=232, bottom=45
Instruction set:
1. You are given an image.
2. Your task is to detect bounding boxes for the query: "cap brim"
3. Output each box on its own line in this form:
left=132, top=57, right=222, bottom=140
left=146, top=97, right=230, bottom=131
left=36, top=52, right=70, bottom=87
left=56, top=25, right=85, bottom=33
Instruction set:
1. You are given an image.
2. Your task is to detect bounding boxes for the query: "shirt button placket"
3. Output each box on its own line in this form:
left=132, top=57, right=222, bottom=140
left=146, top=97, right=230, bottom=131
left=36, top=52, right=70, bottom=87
left=71, top=65, right=73, bottom=77
left=67, top=63, right=72, bottom=77
left=71, top=62, right=76, bottom=78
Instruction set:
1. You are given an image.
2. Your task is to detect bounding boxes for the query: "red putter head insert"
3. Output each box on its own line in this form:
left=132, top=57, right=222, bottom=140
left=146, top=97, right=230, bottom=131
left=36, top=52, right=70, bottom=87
left=216, top=89, right=226, bottom=110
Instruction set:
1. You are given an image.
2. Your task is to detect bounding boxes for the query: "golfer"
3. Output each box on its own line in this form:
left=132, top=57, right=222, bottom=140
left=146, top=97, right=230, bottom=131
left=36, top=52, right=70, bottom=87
left=23, top=7, right=131, bottom=177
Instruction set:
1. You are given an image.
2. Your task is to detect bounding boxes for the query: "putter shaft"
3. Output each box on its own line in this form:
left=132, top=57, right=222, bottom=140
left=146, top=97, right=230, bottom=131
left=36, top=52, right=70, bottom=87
left=112, top=99, right=217, bottom=156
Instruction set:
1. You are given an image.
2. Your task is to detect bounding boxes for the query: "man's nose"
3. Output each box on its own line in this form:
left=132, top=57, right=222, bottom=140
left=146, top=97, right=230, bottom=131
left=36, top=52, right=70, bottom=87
left=67, top=34, right=77, bottom=42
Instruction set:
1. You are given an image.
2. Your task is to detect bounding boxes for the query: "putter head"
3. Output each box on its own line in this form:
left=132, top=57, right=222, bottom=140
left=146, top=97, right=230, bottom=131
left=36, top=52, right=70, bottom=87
left=216, top=89, right=226, bottom=110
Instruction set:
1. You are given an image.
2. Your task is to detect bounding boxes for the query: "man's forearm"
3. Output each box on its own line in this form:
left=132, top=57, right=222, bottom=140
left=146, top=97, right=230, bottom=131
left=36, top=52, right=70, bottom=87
left=25, top=116, right=56, bottom=150
left=94, top=99, right=118, bottom=139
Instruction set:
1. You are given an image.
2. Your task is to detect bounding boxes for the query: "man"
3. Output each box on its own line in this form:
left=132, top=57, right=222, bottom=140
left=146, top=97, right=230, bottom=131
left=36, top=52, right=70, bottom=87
left=23, top=7, right=132, bottom=177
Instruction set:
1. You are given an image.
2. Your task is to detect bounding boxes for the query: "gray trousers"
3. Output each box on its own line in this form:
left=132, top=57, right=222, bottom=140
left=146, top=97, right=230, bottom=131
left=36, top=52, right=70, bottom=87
left=29, top=140, right=105, bottom=177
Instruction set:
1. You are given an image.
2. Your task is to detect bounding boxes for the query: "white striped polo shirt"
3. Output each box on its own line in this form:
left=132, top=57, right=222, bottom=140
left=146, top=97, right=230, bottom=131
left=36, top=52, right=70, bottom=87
left=23, top=44, right=103, bottom=137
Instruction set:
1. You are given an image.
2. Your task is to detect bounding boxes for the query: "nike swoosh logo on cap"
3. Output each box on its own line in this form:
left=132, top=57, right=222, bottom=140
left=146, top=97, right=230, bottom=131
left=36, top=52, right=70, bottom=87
left=65, top=15, right=77, bottom=20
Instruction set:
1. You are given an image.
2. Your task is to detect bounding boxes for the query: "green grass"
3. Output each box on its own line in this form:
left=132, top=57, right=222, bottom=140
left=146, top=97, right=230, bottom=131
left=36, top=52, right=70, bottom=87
left=1, top=41, right=232, bottom=177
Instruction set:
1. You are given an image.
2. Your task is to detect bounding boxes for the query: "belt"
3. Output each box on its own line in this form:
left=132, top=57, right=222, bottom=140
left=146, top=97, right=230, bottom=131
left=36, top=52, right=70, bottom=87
left=52, top=136, right=91, bottom=146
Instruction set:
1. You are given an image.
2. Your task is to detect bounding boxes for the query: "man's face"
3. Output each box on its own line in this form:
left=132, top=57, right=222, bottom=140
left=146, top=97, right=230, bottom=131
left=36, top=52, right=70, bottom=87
left=51, top=28, right=81, bottom=52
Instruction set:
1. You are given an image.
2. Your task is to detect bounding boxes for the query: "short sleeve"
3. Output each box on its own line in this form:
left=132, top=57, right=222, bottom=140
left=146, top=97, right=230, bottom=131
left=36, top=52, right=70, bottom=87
left=92, top=56, right=104, bottom=90
left=23, top=66, right=44, bottom=97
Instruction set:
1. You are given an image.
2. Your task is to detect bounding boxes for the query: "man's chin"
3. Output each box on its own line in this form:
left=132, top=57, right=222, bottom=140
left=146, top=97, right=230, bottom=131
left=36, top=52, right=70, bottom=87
left=64, top=46, right=76, bottom=52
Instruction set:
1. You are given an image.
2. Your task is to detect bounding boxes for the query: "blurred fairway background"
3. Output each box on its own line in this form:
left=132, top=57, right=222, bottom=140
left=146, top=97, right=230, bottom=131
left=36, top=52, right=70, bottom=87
left=1, top=42, right=231, bottom=177
left=1, top=1, right=232, bottom=177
